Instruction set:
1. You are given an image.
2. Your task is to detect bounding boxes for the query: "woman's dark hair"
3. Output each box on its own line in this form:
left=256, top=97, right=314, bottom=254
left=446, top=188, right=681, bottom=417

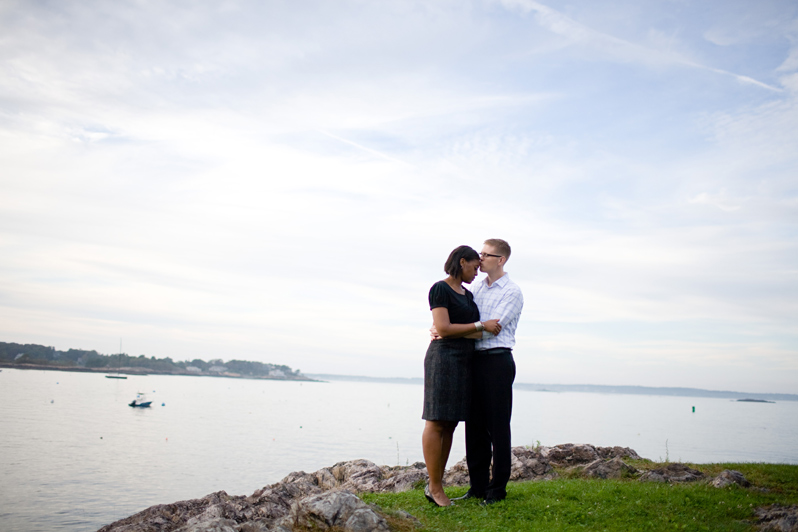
left=444, top=245, right=480, bottom=278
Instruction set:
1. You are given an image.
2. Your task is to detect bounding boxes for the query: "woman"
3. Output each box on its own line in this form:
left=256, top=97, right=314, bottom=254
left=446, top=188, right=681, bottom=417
left=422, top=245, right=501, bottom=506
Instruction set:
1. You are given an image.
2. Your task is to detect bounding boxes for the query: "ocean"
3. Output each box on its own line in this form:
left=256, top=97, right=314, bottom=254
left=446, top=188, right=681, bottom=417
left=0, top=368, right=796, bottom=531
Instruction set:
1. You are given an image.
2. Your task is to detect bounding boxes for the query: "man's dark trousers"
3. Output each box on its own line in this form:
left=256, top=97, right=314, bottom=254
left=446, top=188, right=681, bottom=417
left=465, top=348, right=516, bottom=501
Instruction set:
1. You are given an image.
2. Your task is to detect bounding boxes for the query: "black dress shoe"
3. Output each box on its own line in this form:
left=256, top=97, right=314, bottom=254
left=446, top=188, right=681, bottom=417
left=451, top=490, right=484, bottom=501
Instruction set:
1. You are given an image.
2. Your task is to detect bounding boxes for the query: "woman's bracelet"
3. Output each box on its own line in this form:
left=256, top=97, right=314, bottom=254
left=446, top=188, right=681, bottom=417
left=474, top=321, right=484, bottom=332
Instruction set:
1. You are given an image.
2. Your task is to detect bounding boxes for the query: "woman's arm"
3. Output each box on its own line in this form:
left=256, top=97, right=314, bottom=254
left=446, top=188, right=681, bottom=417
left=432, top=308, right=501, bottom=339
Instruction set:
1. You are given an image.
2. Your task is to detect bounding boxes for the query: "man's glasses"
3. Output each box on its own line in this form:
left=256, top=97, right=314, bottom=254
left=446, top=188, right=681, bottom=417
left=480, top=252, right=503, bottom=259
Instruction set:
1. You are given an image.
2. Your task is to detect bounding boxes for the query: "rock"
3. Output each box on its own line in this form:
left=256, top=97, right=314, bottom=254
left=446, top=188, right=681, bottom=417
left=443, top=456, right=470, bottom=486
left=174, top=518, right=238, bottom=532
left=510, top=446, right=556, bottom=481
left=285, top=490, right=391, bottom=532
left=97, top=491, right=249, bottom=532
left=755, top=504, right=798, bottom=532
left=539, top=443, right=640, bottom=468
left=581, top=457, right=639, bottom=479
left=540, top=443, right=601, bottom=466
left=638, top=463, right=705, bottom=483
left=596, top=445, right=643, bottom=461
left=711, top=470, right=751, bottom=488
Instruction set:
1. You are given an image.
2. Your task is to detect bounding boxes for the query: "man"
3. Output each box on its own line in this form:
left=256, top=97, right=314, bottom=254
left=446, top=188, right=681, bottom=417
left=455, top=238, right=524, bottom=505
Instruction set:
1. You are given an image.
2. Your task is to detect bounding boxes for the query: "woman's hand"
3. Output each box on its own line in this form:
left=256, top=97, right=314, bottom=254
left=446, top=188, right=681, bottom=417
left=483, top=319, right=501, bottom=335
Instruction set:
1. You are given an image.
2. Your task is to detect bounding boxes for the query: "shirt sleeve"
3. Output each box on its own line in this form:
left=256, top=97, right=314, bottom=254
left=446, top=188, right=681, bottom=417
left=482, top=286, right=524, bottom=338
left=428, top=282, right=449, bottom=310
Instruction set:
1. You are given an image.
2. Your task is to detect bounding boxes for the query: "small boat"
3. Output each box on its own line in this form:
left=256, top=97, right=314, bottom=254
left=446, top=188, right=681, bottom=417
left=107, top=339, right=128, bottom=379
left=129, top=392, right=152, bottom=408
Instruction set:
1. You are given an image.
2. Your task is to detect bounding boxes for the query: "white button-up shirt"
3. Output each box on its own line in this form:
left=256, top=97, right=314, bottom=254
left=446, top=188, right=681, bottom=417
left=473, top=273, right=524, bottom=350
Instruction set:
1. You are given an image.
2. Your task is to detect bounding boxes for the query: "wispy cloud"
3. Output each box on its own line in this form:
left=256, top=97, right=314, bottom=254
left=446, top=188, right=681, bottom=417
left=497, top=0, right=784, bottom=91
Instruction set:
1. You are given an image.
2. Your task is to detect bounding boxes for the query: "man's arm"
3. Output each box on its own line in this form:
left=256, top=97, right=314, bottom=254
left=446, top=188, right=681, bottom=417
left=480, top=289, right=523, bottom=339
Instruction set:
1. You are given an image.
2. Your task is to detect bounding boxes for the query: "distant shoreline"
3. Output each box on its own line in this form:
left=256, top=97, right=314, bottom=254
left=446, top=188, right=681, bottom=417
left=4, top=364, right=793, bottom=401
left=0, top=362, right=318, bottom=382
left=305, top=373, right=798, bottom=402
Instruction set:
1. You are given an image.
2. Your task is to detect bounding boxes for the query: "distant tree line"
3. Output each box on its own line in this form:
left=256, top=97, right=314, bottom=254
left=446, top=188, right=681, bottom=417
left=0, top=341, right=300, bottom=378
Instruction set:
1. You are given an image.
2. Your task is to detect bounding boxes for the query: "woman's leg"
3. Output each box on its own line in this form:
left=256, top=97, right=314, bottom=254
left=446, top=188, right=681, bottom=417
left=422, top=420, right=458, bottom=505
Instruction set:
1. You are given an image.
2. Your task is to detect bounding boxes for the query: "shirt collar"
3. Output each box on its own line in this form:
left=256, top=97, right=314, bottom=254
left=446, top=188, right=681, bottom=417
left=484, top=272, right=509, bottom=288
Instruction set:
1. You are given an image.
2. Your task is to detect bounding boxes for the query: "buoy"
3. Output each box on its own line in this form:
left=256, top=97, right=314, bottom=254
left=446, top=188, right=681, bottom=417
left=692, top=406, right=695, bottom=412
left=162, top=403, right=165, bottom=406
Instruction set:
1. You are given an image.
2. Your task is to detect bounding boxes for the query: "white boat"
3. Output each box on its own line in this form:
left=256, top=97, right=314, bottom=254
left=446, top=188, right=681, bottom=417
left=129, top=392, right=152, bottom=408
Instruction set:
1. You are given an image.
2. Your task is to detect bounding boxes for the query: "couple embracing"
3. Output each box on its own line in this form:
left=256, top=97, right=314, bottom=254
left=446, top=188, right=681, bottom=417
left=422, top=239, right=524, bottom=507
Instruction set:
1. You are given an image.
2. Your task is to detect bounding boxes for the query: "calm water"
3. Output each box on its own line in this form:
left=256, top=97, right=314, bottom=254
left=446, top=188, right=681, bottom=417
left=0, top=369, right=796, bottom=531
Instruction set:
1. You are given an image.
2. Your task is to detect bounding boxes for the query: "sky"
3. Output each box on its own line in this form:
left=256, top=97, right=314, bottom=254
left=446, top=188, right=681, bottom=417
left=1, top=0, right=796, bottom=394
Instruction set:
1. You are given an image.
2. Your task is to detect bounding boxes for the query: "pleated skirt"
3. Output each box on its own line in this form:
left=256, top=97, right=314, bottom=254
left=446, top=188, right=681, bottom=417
left=422, top=338, right=474, bottom=421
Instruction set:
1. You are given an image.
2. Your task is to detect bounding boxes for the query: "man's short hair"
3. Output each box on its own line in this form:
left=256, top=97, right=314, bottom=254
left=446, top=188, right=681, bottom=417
left=484, top=238, right=511, bottom=260
left=444, top=245, right=480, bottom=277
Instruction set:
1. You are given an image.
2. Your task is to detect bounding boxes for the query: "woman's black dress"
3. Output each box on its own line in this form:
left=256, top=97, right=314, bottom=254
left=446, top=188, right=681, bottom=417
left=422, top=280, right=481, bottom=421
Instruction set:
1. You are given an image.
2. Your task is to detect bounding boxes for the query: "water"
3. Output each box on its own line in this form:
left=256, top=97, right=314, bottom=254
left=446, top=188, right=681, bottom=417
left=0, top=369, right=796, bottom=531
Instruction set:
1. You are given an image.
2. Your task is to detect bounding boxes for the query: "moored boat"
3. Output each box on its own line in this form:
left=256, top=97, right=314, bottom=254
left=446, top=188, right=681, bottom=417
left=129, top=392, right=152, bottom=408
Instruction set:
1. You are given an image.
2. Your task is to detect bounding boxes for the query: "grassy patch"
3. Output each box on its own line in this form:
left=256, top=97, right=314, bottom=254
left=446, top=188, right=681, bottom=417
left=361, top=463, right=798, bottom=532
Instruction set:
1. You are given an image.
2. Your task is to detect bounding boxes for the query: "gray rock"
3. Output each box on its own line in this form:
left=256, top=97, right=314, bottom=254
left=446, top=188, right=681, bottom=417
left=582, top=457, right=639, bottom=479
left=711, top=469, right=751, bottom=488
left=540, top=443, right=641, bottom=468
left=287, top=490, right=390, bottom=532
left=510, top=446, right=556, bottom=480
left=540, top=443, right=601, bottom=466
left=443, top=456, right=470, bottom=486
left=174, top=518, right=238, bottom=532
left=638, top=463, right=705, bottom=483
left=596, top=445, right=643, bottom=461
left=755, top=504, right=798, bottom=532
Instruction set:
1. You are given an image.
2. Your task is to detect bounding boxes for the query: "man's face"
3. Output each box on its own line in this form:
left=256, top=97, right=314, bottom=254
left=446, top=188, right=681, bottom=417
left=479, top=244, right=503, bottom=273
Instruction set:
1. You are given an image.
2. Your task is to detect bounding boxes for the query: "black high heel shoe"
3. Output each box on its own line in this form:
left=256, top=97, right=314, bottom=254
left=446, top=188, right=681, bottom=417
left=424, top=484, right=453, bottom=507
left=424, top=484, right=440, bottom=506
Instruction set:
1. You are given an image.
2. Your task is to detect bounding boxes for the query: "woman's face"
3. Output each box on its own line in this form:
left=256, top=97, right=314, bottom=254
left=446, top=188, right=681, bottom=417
left=460, top=258, right=481, bottom=283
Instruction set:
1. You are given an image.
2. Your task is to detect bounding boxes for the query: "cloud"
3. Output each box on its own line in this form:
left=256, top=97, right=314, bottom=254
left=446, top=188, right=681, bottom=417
left=496, top=0, right=784, bottom=91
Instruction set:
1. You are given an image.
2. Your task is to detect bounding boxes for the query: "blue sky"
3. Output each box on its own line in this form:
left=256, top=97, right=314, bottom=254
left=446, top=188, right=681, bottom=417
left=1, top=0, right=796, bottom=393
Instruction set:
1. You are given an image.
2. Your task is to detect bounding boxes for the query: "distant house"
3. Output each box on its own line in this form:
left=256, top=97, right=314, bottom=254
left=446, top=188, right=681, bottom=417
left=269, top=369, right=286, bottom=378
left=209, top=365, right=227, bottom=373
left=14, top=353, right=25, bottom=361
left=185, top=366, right=202, bottom=373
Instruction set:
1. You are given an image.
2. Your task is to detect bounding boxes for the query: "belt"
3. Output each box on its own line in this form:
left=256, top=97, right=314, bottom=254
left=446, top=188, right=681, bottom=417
left=475, top=347, right=512, bottom=355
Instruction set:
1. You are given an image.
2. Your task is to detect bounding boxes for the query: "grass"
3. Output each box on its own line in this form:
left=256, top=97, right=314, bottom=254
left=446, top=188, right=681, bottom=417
left=361, top=462, right=798, bottom=532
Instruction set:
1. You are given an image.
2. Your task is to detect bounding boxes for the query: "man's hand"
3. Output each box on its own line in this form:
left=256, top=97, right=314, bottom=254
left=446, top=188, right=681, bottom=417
left=429, top=325, right=442, bottom=340
left=483, top=319, right=501, bottom=335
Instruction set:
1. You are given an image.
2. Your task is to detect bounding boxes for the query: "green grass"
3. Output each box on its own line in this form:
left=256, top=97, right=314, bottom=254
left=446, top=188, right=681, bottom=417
left=361, top=463, right=798, bottom=532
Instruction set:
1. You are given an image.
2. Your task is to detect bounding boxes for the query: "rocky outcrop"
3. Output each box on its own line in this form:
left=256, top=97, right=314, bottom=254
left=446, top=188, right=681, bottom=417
left=99, top=443, right=650, bottom=531
left=755, top=504, right=798, bottom=532
left=638, top=463, right=705, bottom=483
left=99, top=458, right=427, bottom=532
left=99, top=443, right=772, bottom=532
